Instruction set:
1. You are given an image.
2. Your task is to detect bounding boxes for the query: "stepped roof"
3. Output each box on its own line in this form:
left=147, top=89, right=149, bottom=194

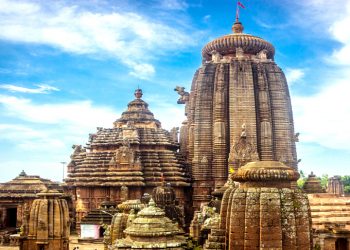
left=65, top=89, right=190, bottom=187
left=0, top=171, right=61, bottom=199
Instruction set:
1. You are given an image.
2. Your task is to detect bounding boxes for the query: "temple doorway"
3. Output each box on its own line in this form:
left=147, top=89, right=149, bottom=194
left=336, top=238, right=348, bottom=250
left=99, top=226, right=105, bottom=238
left=5, top=208, right=17, bottom=228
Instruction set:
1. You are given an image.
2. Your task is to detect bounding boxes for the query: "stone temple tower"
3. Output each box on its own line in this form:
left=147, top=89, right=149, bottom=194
left=180, top=19, right=299, bottom=208
left=20, top=189, right=70, bottom=250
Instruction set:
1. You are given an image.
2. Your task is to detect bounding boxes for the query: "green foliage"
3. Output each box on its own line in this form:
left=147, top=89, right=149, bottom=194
left=297, top=178, right=306, bottom=189
left=342, top=176, right=350, bottom=193
left=297, top=170, right=307, bottom=189
left=320, top=174, right=328, bottom=189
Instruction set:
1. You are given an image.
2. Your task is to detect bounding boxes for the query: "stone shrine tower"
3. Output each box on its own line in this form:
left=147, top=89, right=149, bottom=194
left=20, top=189, right=70, bottom=250
left=180, top=19, right=299, bottom=208
left=65, top=89, right=190, bottom=229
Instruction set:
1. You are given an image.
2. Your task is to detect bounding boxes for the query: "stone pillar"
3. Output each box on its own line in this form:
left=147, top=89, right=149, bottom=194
left=327, top=176, right=344, bottom=195
left=212, top=63, right=228, bottom=188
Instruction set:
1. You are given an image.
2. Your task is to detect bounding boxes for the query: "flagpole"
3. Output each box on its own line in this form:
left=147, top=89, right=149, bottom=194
left=236, top=0, right=239, bottom=21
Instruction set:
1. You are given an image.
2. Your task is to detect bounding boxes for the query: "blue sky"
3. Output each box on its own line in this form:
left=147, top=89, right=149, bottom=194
left=0, top=0, right=349, bottom=182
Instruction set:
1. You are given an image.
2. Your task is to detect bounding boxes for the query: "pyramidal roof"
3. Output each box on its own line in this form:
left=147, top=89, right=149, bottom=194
left=65, top=89, right=190, bottom=187
left=114, top=88, right=161, bottom=129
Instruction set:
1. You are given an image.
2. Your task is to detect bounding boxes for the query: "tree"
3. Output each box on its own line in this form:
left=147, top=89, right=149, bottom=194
left=341, top=176, right=350, bottom=193
left=320, top=174, right=328, bottom=190
left=297, top=170, right=306, bottom=189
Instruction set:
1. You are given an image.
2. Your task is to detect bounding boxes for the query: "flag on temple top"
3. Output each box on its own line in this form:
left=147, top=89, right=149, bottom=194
left=238, top=1, right=245, bottom=9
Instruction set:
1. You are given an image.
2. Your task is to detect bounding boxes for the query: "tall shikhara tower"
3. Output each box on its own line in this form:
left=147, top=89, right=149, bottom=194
left=180, top=19, right=299, bottom=208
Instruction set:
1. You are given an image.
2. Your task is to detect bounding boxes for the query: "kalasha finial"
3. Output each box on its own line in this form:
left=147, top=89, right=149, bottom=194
left=232, top=19, right=244, bottom=33
left=134, top=88, right=143, bottom=99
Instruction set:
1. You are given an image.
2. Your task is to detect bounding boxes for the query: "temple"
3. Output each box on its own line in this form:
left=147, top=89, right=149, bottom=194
left=2, top=6, right=350, bottom=250
left=64, top=88, right=191, bottom=231
left=178, top=18, right=298, bottom=209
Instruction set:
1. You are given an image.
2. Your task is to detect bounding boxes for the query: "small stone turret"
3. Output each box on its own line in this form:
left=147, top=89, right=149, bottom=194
left=20, top=189, right=70, bottom=250
left=112, top=199, right=187, bottom=249
left=206, top=161, right=312, bottom=250
left=303, top=172, right=324, bottom=193
left=153, top=182, right=185, bottom=227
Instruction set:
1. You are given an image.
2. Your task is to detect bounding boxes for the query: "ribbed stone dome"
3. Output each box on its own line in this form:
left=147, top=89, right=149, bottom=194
left=202, top=20, right=275, bottom=61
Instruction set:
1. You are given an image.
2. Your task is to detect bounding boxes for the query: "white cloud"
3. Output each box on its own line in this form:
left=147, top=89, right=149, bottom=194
left=0, top=94, right=118, bottom=155
left=0, top=94, right=117, bottom=127
left=329, top=7, right=350, bottom=65
left=127, top=62, right=155, bottom=80
left=285, top=68, right=305, bottom=86
left=157, top=0, right=188, bottom=10
left=0, top=0, right=198, bottom=80
left=293, top=77, right=350, bottom=151
left=0, top=84, right=59, bottom=94
left=290, top=0, right=350, bottom=153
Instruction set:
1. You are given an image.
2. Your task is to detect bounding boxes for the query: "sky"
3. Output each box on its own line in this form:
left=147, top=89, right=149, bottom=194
left=0, top=0, right=349, bottom=183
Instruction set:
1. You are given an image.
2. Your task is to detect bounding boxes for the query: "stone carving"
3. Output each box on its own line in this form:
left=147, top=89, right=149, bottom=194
left=294, top=132, right=300, bottom=142
left=257, top=49, right=268, bottom=60
left=174, top=86, right=190, bottom=104
left=115, top=139, right=134, bottom=165
left=211, top=50, right=222, bottom=63
left=236, top=47, right=244, bottom=58
left=228, top=124, right=259, bottom=168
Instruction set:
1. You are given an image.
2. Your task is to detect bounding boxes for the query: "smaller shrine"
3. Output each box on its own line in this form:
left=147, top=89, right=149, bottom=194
left=20, top=189, right=70, bottom=250
left=303, top=172, right=325, bottom=193
left=0, top=171, right=63, bottom=245
left=205, top=161, right=312, bottom=249
left=111, top=199, right=187, bottom=249
left=152, top=181, right=186, bottom=227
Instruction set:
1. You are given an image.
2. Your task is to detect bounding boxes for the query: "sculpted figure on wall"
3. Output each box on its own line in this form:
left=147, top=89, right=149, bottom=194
left=228, top=124, right=259, bottom=169
left=174, top=86, right=190, bottom=104
left=115, top=139, right=134, bottom=165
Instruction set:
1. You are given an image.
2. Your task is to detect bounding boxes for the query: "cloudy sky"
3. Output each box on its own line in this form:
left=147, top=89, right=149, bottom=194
left=0, top=0, right=349, bottom=182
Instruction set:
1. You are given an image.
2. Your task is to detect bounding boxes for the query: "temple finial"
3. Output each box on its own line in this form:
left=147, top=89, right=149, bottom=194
left=134, top=88, right=143, bottom=99
left=233, top=1, right=245, bottom=33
